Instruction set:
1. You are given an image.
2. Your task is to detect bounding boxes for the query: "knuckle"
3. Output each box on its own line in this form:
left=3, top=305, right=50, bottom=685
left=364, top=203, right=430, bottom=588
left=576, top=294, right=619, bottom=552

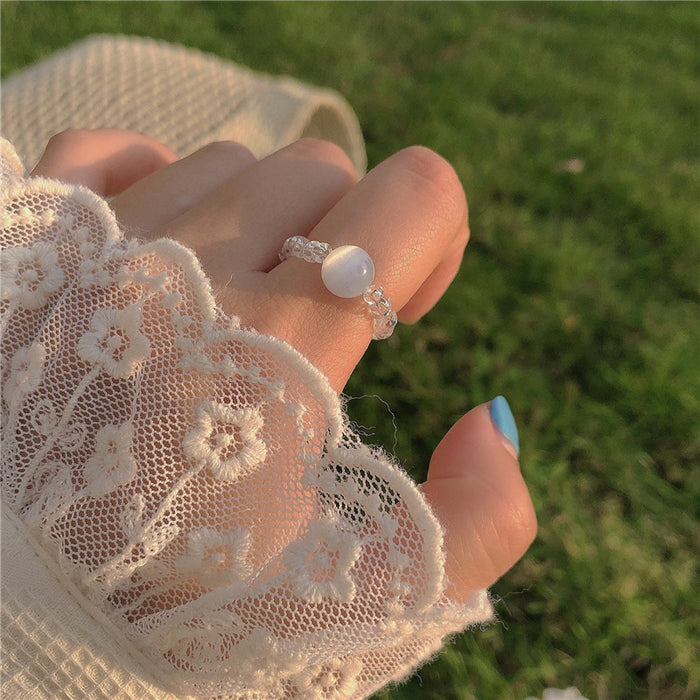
left=396, top=145, right=467, bottom=225
left=200, top=140, right=257, bottom=164
left=290, top=137, right=358, bottom=179
left=46, top=128, right=91, bottom=150
left=502, top=489, right=538, bottom=562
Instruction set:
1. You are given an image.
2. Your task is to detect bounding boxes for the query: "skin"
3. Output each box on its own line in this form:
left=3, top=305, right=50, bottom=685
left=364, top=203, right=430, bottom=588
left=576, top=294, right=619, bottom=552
left=32, top=128, right=537, bottom=602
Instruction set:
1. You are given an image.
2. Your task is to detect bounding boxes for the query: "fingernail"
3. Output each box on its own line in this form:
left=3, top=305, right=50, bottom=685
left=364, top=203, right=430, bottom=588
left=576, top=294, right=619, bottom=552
left=490, top=395, right=520, bottom=457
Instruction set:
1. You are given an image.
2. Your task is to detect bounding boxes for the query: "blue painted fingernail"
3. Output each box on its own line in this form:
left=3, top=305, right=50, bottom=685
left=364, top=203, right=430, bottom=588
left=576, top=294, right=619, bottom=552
left=490, top=395, right=520, bottom=456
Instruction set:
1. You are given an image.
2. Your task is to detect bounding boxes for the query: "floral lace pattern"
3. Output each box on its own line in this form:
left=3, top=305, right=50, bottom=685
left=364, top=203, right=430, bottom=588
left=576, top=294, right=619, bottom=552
left=176, top=526, right=252, bottom=587
left=77, top=305, right=151, bottom=379
left=83, top=423, right=138, bottom=497
left=183, top=402, right=267, bottom=482
left=0, top=139, right=492, bottom=699
left=285, top=518, right=363, bottom=604
left=0, top=241, right=65, bottom=309
left=3, top=342, right=46, bottom=404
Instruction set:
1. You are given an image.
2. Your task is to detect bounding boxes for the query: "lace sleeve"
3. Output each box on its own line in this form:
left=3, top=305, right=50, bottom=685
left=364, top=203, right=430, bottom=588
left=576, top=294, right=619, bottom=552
left=0, top=139, right=492, bottom=699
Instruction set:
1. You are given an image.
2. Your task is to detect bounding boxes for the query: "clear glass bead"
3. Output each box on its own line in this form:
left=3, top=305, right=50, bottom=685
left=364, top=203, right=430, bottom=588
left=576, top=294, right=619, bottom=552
left=301, top=243, right=317, bottom=262
left=290, top=237, right=305, bottom=257
left=373, top=311, right=398, bottom=340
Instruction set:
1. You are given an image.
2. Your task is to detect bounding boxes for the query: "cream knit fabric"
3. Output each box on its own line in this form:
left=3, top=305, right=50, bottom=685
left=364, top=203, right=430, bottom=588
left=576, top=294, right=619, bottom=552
left=0, top=131, right=491, bottom=699
left=2, top=507, right=184, bottom=700
left=0, top=35, right=367, bottom=174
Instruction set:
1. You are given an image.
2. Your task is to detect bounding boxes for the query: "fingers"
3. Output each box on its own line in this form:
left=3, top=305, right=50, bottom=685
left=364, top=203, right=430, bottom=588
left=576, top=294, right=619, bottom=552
left=256, top=146, right=469, bottom=390
left=420, top=400, right=537, bottom=601
left=157, top=137, right=359, bottom=278
left=397, top=212, right=469, bottom=324
left=30, top=128, right=178, bottom=196
left=111, top=141, right=257, bottom=233
left=49, top=132, right=468, bottom=395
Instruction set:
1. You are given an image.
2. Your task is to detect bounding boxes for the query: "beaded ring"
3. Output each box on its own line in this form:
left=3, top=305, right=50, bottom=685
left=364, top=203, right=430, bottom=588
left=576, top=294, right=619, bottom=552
left=279, top=235, right=398, bottom=340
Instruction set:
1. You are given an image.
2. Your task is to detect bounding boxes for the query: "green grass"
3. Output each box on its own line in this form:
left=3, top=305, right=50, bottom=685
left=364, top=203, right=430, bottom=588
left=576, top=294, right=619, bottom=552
left=2, top=2, right=699, bottom=699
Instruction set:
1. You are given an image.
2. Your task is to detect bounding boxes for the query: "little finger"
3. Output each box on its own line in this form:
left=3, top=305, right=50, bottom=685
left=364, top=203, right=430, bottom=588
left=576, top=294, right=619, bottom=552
left=30, top=128, right=177, bottom=196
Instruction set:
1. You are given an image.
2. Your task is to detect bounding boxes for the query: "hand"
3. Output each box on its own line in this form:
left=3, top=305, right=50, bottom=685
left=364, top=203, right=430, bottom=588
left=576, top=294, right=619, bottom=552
left=32, top=128, right=537, bottom=600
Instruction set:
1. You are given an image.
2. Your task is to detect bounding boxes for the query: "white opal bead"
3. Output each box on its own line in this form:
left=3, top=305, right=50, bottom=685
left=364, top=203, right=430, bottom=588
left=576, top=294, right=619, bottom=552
left=321, top=245, right=375, bottom=298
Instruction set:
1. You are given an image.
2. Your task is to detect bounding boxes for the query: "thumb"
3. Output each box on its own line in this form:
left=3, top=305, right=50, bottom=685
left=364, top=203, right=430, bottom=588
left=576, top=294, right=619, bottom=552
left=420, top=398, right=537, bottom=601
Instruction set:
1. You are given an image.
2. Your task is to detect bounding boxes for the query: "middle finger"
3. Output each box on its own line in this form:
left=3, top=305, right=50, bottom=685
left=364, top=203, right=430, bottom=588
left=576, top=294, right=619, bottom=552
left=156, top=138, right=359, bottom=285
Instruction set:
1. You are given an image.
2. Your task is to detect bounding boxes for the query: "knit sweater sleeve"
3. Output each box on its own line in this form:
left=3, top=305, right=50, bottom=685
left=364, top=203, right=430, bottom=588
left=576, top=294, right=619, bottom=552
left=0, top=139, right=492, bottom=699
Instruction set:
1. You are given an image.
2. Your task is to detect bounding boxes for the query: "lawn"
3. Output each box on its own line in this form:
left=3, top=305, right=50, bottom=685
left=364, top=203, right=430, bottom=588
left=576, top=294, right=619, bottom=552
left=2, top=2, right=698, bottom=699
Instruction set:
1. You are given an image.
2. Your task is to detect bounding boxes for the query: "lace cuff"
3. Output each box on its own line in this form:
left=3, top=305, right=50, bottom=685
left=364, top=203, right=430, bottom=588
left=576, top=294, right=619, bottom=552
left=0, top=139, right=492, bottom=699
